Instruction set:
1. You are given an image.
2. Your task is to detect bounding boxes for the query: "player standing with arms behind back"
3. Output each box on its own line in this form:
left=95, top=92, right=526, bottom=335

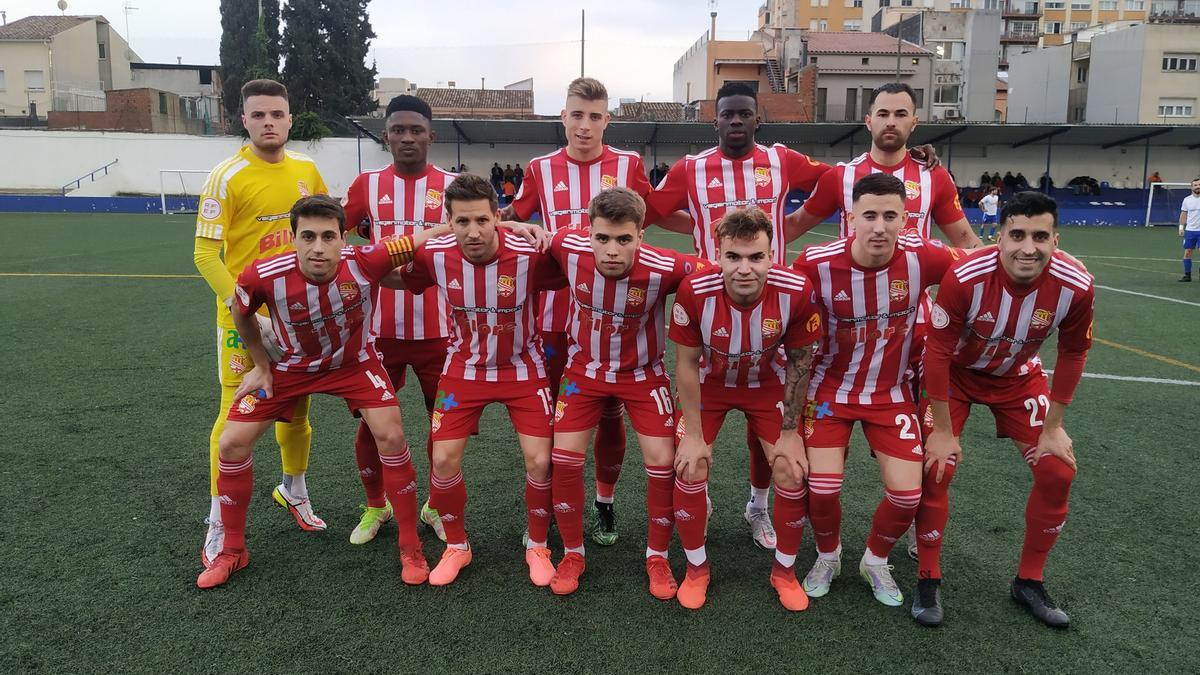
left=193, top=79, right=329, bottom=567
left=342, top=94, right=456, bottom=545
left=918, top=191, right=1095, bottom=628
left=648, top=82, right=830, bottom=551
left=1178, top=178, right=1200, bottom=282
left=501, top=77, right=655, bottom=547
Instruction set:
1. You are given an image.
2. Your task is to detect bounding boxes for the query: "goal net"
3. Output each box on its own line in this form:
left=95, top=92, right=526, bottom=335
left=1144, top=182, right=1195, bottom=227
left=159, top=169, right=211, bottom=215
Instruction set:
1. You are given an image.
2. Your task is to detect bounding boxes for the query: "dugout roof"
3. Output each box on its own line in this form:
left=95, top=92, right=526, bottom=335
left=348, top=117, right=1200, bottom=150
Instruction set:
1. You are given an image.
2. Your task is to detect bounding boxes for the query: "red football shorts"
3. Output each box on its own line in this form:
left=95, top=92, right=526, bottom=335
left=227, top=355, right=396, bottom=423
left=803, top=399, right=925, bottom=461
left=539, top=330, right=570, bottom=393
left=429, top=374, right=554, bottom=441
left=373, top=336, right=448, bottom=404
left=553, top=368, right=675, bottom=438
left=675, top=383, right=784, bottom=446
left=947, top=367, right=1051, bottom=446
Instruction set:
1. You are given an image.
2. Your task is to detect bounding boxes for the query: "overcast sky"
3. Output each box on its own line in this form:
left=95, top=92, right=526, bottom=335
left=3, top=0, right=763, bottom=113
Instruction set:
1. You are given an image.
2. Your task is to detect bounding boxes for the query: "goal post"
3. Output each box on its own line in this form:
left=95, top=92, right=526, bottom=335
left=1144, top=182, right=1195, bottom=228
left=159, top=169, right=211, bottom=215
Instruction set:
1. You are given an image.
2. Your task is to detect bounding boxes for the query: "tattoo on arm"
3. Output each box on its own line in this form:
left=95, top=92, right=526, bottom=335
left=781, top=345, right=813, bottom=431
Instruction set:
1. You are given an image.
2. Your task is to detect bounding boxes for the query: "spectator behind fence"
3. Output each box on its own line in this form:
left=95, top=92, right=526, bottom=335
left=514, top=163, right=524, bottom=191
left=491, top=162, right=504, bottom=190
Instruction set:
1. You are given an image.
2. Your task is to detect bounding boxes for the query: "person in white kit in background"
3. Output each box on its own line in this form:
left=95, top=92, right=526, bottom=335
left=979, top=187, right=1001, bottom=242
left=1179, top=178, right=1200, bottom=282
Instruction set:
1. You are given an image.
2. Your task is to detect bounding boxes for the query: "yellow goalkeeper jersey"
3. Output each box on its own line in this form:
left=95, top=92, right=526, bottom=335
left=194, top=144, right=327, bottom=322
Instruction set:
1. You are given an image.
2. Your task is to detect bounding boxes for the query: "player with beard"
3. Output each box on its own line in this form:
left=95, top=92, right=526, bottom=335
left=917, top=191, right=1094, bottom=628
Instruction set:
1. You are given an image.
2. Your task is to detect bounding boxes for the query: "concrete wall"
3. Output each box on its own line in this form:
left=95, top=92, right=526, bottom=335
left=1086, top=25, right=1144, bottom=124
left=813, top=54, right=933, bottom=121
left=50, top=21, right=106, bottom=93
left=1007, top=45, right=1071, bottom=123
left=1132, top=24, right=1200, bottom=124
left=673, top=33, right=711, bottom=102
left=963, top=10, right=1002, bottom=122
left=2, top=129, right=1197, bottom=200
left=0, top=42, right=52, bottom=116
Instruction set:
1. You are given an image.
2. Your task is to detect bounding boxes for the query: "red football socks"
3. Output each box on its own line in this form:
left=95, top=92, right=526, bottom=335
left=379, top=446, right=421, bottom=551
left=525, top=473, right=553, bottom=546
left=354, top=423, right=386, bottom=509
left=807, top=472, right=844, bottom=554
left=551, top=448, right=586, bottom=550
left=1019, top=449, right=1076, bottom=581
left=217, top=456, right=254, bottom=554
left=645, top=464, right=675, bottom=553
left=866, top=487, right=922, bottom=558
left=430, top=471, right=468, bottom=545
left=673, top=477, right=709, bottom=552
left=916, top=459, right=957, bottom=579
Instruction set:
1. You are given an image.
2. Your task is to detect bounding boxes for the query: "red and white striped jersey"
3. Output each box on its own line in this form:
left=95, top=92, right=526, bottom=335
left=646, top=144, right=830, bottom=264
left=511, top=146, right=653, bottom=333
left=669, top=266, right=823, bottom=388
left=400, top=228, right=566, bottom=383
left=547, top=229, right=711, bottom=384
left=343, top=163, right=455, bottom=341
left=802, top=152, right=966, bottom=238
left=924, top=249, right=1095, bottom=401
left=793, top=234, right=960, bottom=405
left=234, top=239, right=416, bottom=373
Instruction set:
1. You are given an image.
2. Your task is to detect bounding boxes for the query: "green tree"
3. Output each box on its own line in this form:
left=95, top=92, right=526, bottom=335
left=219, top=0, right=280, bottom=129
left=280, top=0, right=378, bottom=128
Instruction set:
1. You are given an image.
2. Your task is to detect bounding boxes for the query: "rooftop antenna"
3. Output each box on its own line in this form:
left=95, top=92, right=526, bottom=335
left=57, top=1, right=68, bottom=15
left=123, top=1, right=138, bottom=47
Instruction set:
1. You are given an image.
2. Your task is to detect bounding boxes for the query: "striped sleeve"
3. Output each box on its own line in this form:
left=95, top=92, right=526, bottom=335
left=194, top=158, right=238, bottom=240
left=384, top=236, right=415, bottom=268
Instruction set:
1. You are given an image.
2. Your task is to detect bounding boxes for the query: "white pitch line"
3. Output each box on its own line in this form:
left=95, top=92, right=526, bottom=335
left=1076, top=255, right=1177, bottom=262
left=1046, top=369, right=1200, bottom=386
left=1095, top=284, right=1200, bottom=308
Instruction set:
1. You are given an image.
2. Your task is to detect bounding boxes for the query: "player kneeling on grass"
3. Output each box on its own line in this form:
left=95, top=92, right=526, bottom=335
left=394, top=174, right=564, bottom=588
left=542, top=187, right=710, bottom=597
left=918, top=190, right=1095, bottom=628
left=790, top=173, right=962, bottom=609
left=197, top=195, right=448, bottom=589
left=669, top=208, right=821, bottom=611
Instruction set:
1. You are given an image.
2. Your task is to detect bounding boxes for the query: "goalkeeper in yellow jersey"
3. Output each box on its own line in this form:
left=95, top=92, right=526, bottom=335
left=193, top=79, right=330, bottom=566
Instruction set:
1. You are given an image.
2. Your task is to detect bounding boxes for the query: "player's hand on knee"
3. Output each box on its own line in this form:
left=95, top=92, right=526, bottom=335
left=771, top=431, right=808, bottom=484
left=674, top=435, right=711, bottom=481
left=923, top=429, right=961, bottom=484
left=1034, top=426, right=1076, bottom=471
left=234, top=365, right=273, bottom=401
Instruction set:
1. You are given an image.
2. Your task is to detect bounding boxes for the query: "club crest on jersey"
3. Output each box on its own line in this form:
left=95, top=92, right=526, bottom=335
left=1031, top=308, right=1054, bottom=330
left=672, top=303, right=690, bottom=326
left=430, top=410, right=443, bottom=433
left=425, top=189, right=443, bottom=210
left=497, top=275, right=516, bottom=297
left=754, top=167, right=771, bottom=188
left=600, top=174, right=617, bottom=190
left=806, top=313, right=821, bottom=333
left=228, top=354, right=248, bottom=375
left=904, top=180, right=921, bottom=201
left=889, top=279, right=909, bottom=302
left=626, top=287, right=646, bottom=306
left=298, top=181, right=311, bottom=197
left=200, top=197, right=222, bottom=220
left=761, top=318, right=781, bottom=339
left=338, top=282, right=359, bottom=303
left=555, top=400, right=568, bottom=423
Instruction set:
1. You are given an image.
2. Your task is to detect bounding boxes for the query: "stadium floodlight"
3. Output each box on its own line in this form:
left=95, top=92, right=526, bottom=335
left=159, top=169, right=211, bottom=215
left=1144, top=182, right=1196, bottom=228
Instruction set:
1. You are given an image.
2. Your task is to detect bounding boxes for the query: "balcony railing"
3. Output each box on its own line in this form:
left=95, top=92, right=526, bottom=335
left=1003, top=1, right=1043, bottom=15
